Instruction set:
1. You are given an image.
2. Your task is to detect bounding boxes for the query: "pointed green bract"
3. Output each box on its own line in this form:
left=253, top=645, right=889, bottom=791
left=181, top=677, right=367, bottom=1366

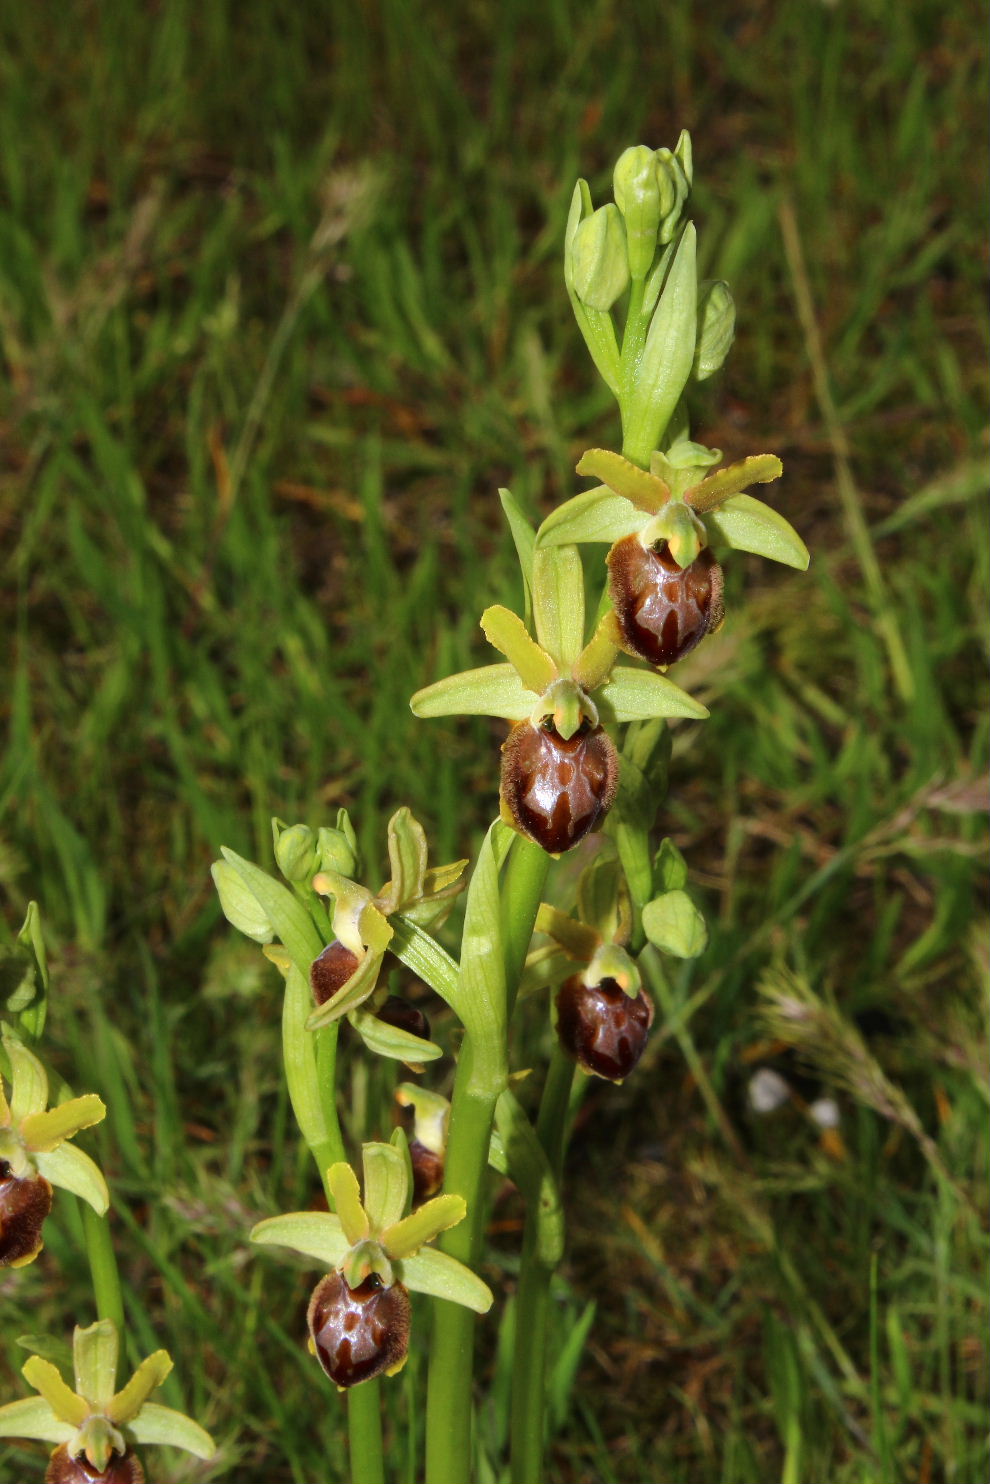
left=624, top=222, right=697, bottom=462
left=210, top=859, right=274, bottom=944
left=384, top=1194, right=466, bottom=1260
left=498, top=488, right=536, bottom=625
left=33, top=1143, right=109, bottom=1214
left=694, top=279, right=735, bottom=381
left=532, top=545, right=585, bottom=668
left=595, top=668, right=709, bottom=723
left=536, top=485, right=645, bottom=548
left=686, top=455, right=784, bottom=514
left=410, top=663, right=535, bottom=720
left=481, top=606, right=557, bottom=693
left=399, top=1247, right=494, bottom=1313
left=279, top=962, right=337, bottom=1160
left=362, top=1141, right=409, bottom=1234
left=388, top=916, right=462, bottom=1014
left=455, top=822, right=508, bottom=1095
left=20, top=1358, right=87, bottom=1427
left=328, top=1163, right=370, bottom=1246
left=575, top=449, right=669, bottom=514
left=126, top=1401, right=216, bottom=1459
left=219, top=847, right=324, bottom=979
left=250, top=1210, right=350, bottom=1267
left=705, top=493, right=810, bottom=568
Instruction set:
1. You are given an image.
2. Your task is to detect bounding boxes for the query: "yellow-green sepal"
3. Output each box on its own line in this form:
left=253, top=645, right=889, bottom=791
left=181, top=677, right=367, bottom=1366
left=410, top=663, right=535, bottom=721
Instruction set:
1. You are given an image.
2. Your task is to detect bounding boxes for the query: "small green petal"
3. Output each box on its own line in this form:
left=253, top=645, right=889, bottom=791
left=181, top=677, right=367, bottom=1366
left=398, top=1246, right=493, bottom=1313
left=480, top=606, right=557, bottom=694
left=21, top=1358, right=87, bottom=1427
left=328, top=1163, right=370, bottom=1246
left=20, top=1094, right=106, bottom=1153
left=0, top=1395, right=73, bottom=1444
left=3, top=1031, right=48, bottom=1123
left=686, top=454, right=784, bottom=515
left=361, top=1142, right=409, bottom=1235
left=250, top=1211, right=349, bottom=1268
left=125, top=1401, right=216, bottom=1459
left=33, top=1143, right=109, bottom=1215
left=705, top=492, right=810, bottom=569
left=72, top=1321, right=118, bottom=1411
left=410, top=664, right=535, bottom=721
left=575, top=449, right=670, bottom=514
left=595, top=668, right=709, bottom=722
left=382, top=1194, right=466, bottom=1260
left=107, top=1352, right=172, bottom=1425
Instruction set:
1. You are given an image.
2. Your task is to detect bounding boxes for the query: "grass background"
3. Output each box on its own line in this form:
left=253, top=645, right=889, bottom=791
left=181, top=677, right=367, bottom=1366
left=1, top=1, right=987, bottom=1480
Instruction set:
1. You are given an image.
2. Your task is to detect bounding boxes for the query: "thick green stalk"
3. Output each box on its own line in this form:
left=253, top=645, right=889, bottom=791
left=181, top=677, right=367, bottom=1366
left=425, top=832, right=549, bottom=1484
left=82, top=1205, right=125, bottom=1383
left=347, top=1380, right=385, bottom=1484
left=509, top=1044, right=576, bottom=1484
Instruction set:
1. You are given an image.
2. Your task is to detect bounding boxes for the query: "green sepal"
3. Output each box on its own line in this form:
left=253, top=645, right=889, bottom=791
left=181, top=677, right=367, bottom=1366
left=410, top=663, right=535, bottom=721
left=107, top=1352, right=172, bottom=1425
left=625, top=223, right=697, bottom=459
left=564, top=180, right=621, bottom=395
left=378, top=807, right=429, bottom=915
left=705, top=493, right=810, bottom=569
left=362, top=1141, right=409, bottom=1234
left=20, top=1358, right=87, bottom=1426
left=20, top=1094, right=106, bottom=1153
left=124, top=1402, right=215, bottom=1459
left=3, top=1030, right=48, bottom=1121
left=210, top=859, right=274, bottom=944
left=481, top=606, right=557, bottom=693
left=498, top=488, right=536, bottom=626
left=595, top=667, right=709, bottom=723
left=694, top=280, right=735, bottom=381
left=383, top=1194, right=466, bottom=1260
left=350, top=1008, right=443, bottom=1066
left=641, top=890, right=709, bottom=958
left=218, top=847, right=324, bottom=980
left=494, top=1089, right=564, bottom=1268
left=686, top=455, right=783, bottom=515
left=328, top=1163, right=369, bottom=1246
left=250, top=1211, right=350, bottom=1268
left=388, top=916, right=462, bottom=1014
left=534, top=905, right=599, bottom=965
left=0, top=1395, right=72, bottom=1444
left=575, top=449, right=669, bottom=514
left=398, top=1247, right=494, bottom=1313
left=33, top=1144, right=109, bottom=1214
left=536, top=485, right=645, bottom=549
left=653, top=838, right=688, bottom=892
left=532, top=545, right=585, bottom=669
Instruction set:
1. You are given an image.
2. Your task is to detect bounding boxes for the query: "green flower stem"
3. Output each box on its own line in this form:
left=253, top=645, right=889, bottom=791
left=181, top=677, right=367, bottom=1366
left=82, top=1205, right=125, bottom=1378
left=509, top=1043, right=576, bottom=1484
left=348, top=1380, right=385, bottom=1484
left=426, top=834, right=549, bottom=1484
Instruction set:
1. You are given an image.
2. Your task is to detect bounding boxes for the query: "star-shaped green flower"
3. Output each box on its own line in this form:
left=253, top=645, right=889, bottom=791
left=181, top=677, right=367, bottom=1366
left=0, top=1319, right=215, bottom=1475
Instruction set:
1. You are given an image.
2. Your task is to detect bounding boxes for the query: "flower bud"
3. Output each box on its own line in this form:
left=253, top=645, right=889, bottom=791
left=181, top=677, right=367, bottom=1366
left=500, top=720, right=619, bottom=855
left=0, top=1165, right=52, bottom=1267
left=607, top=535, right=723, bottom=667
left=310, top=941, right=361, bottom=1006
left=273, top=823, right=320, bottom=883
left=307, top=1272, right=411, bottom=1388
left=45, top=1446, right=145, bottom=1484
left=653, top=145, right=692, bottom=244
left=570, top=204, right=630, bottom=310
left=555, top=974, right=654, bottom=1082
left=612, top=145, right=663, bottom=280
left=317, top=823, right=359, bottom=879
left=376, top=995, right=431, bottom=1044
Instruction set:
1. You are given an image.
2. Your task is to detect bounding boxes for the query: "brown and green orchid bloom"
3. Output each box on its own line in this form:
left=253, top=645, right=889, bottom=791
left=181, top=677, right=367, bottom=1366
left=1, top=1030, right=108, bottom=1268
left=0, top=1319, right=215, bottom=1476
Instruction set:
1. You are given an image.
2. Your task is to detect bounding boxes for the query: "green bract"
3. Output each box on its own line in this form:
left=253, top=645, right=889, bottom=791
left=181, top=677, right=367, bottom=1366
left=251, top=1136, right=493, bottom=1314
left=0, top=1320, right=214, bottom=1471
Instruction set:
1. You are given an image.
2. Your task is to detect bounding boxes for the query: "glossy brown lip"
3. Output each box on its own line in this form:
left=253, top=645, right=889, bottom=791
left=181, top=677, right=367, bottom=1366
left=45, top=1444, right=146, bottom=1484
left=500, top=720, right=619, bottom=855
left=607, top=535, right=723, bottom=667
left=555, top=974, right=654, bottom=1082
left=307, top=1272, right=412, bottom=1388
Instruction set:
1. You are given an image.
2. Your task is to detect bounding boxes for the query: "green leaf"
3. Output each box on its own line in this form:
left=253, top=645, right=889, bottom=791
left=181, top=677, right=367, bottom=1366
left=218, top=848, right=324, bottom=979
left=480, top=606, right=557, bottom=693
left=537, top=485, right=645, bottom=550
left=705, top=493, right=809, bottom=569
left=410, top=663, right=535, bottom=721
left=328, top=1163, right=369, bottom=1246
left=532, top=545, right=584, bottom=669
left=653, top=838, right=688, bottom=892
left=383, top=1194, right=466, bottom=1259
left=693, top=280, right=735, bottom=381
left=20, top=1358, right=87, bottom=1426
left=498, top=488, right=536, bottom=626
left=641, top=890, right=709, bottom=958
left=494, top=1090, right=564, bottom=1267
left=0, top=1395, right=71, bottom=1444
left=72, top=1320, right=117, bottom=1410
left=125, top=1402, right=216, bottom=1459
left=250, top=1211, right=350, bottom=1268
left=687, top=455, right=783, bottom=515
left=33, top=1143, right=109, bottom=1215
left=388, top=916, right=462, bottom=1014
left=575, top=449, right=669, bottom=514
left=399, top=1247, right=494, bottom=1313
left=595, top=668, right=709, bottom=722
left=107, top=1352, right=172, bottom=1425
left=626, top=223, right=697, bottom=457
left=349, top=1009, right=443, bottom=1065
left=281, top=963, right=337, bottom=1155
left=210, top=859, right=274, bottom=944
left=362, top=1142, right=409, bottom=1233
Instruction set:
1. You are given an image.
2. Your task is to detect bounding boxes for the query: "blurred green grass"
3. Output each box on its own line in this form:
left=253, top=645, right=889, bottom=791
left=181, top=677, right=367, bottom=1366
left=1, top=1, right=987, bottom=1480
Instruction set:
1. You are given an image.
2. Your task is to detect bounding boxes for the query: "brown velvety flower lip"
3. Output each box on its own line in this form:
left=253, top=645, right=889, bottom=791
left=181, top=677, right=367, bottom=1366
left=500, top=721, right=619, bottom=854
left=608, top=535, right=723, bottom=667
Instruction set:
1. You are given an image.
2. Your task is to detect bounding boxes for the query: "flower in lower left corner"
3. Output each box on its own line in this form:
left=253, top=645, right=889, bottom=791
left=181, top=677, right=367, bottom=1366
left=0, top=1319, right=215, bottom=1480
left=0, top=1029, right=109, bottom=1268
